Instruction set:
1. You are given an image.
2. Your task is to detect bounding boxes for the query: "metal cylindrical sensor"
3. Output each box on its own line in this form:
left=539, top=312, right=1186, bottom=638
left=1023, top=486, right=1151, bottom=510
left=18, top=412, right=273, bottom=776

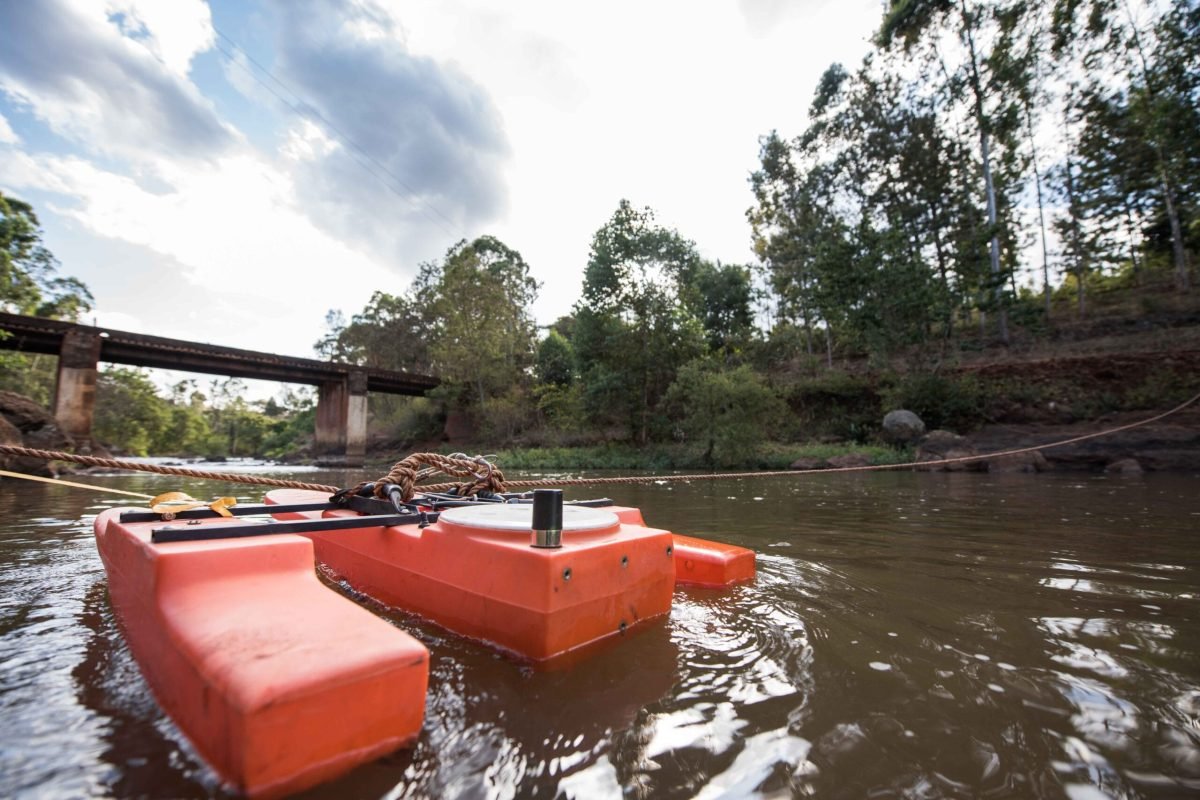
left=531, top=489, right=564, bottom=548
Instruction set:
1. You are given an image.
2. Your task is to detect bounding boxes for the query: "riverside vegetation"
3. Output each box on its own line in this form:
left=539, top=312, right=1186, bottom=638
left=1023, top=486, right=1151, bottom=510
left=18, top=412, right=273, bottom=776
left=2, top=0, right=1198, bottom=469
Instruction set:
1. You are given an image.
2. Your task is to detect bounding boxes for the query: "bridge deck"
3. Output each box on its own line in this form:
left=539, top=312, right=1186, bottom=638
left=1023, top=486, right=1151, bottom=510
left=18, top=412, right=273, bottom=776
left=0, top=312, right=437, bottom=395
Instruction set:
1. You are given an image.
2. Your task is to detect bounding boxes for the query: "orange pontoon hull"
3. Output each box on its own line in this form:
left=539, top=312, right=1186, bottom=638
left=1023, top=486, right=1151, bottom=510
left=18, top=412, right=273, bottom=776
left=608, top=506, right=757, bottom=588
left=266, top=490, right=676, bottom=661
left=265, top=490, right=755, bottom=661
left=93, top=509, right=429, bottom=798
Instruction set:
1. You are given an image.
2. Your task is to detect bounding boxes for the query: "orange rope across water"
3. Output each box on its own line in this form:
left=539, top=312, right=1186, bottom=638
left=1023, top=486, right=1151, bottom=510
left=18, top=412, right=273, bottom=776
left=1, top=390, right=1197, bottom=498
left=0, top=446, right=339, bottom=493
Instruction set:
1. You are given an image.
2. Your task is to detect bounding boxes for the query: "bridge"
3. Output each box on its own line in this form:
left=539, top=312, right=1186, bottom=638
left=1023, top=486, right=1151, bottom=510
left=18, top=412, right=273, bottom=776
left=0, top=312, right=439, bottom=465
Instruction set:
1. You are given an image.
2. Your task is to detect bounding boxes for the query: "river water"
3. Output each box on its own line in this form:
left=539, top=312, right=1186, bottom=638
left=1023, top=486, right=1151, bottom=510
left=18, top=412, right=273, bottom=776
left=1, top=466, right=1198, bottom=798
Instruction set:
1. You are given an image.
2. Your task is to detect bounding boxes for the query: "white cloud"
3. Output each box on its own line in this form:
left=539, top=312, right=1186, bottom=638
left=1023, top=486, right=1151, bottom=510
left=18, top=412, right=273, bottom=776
left=0, top=0, right=233, bottom=164
left=5, top=0, right=886, bottom=359
left=2, top=149, right=398, bottom=357
left=251, top=0, right=510, bottom=267
left=0, top=110, right=18, bottom=145
left=105, top=0, right=215, bottom=76
left=281, top=120, right=340, bottom=163
left=371, top=0, right=881, bottom=322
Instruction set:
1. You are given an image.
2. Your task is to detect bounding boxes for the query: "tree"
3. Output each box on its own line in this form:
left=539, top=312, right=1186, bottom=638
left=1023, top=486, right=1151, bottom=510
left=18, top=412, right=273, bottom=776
left=314, top=293, right=430, bottom=372
left=535, top=329, right=575, bottom=387
left=749, top=61, right=973, bottom=364
left=664, top=359, right=784, bottom=467
left=683, top=261, right=755, bottom=354
left=423, top=236, right=539, bottom=413
left=0, top=191, right=93, bottom=319
left=1, top=192, right=94, bottom=403
left=574, top=201, right=706, bottom=443
left=1052, top=0, right=1198, bottom=291
left=879, top=0, right=1032, bottom=343
left=92, top=368, right=172, bottom=456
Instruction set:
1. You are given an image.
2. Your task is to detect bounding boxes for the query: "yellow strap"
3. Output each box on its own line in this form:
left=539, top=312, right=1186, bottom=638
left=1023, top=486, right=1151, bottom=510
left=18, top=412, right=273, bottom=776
left=150, top=492, right=239, bottom=518
left=209, top=496, right=238, bottom=517
left=0, top=469, right=156, bottom=499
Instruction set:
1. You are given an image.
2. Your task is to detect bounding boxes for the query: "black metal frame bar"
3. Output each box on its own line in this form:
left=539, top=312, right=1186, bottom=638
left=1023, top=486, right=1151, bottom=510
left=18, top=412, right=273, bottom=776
left=136, top=493, right=617, bottom=544
left=150, top=511, right=440, bottom=543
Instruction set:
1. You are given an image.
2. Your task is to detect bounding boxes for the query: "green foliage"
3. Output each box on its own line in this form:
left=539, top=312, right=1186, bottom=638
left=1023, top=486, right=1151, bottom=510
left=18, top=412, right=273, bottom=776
left=533, top=382, right=585, bottom=433
left=681, top=261, right=755, bottom=353
left=474, top=387, right=531, bottom=442
left=493, top=441, right=903, bottom=471
left=87, top=372, right=315, bottom=458
left=574, top=201, right=706, bottom=443
left=314, top=292, right=429, bottom=371
left=881, top=372, right=986, bottom=432
left=367, top=395, right=442, bottom=444
left=0, top=193, right=93, bottom=408
left=781, top=372, right=881, bottom=442
left=535, top=330, right=575, bottom=386
left=0, top=191, right=93, bottom=319
left=0, top=351, right=56, bottom=404
left=424, top=237, right=539, bottom=410
left=93, top=368, right=175, bottom=456
left=1122, top=370, right=1198, bottom=412
left=663, top=359, right=785, bottom=467
left=317, top=235, right=539, bottom=444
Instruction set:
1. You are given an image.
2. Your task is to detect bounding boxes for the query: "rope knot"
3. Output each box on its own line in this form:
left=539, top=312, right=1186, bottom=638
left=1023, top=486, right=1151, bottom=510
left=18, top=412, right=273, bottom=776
left=367, top=452, right=506, bottom=502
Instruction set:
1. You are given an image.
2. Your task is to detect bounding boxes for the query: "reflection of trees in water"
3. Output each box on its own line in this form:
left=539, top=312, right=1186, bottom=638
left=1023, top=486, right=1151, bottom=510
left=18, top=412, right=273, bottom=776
left=72, top=579, right=221, bottom=798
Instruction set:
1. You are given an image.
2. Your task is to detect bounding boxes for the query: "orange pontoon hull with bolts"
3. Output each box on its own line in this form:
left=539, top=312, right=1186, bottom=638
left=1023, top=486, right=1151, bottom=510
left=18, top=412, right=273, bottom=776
left=92, top=509, right=429, bottom=798
left=264, top=488, right=756, bottom=661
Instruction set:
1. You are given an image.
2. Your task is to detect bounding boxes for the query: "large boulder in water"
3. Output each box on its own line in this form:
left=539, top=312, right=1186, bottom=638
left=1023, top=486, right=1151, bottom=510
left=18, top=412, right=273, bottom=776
left=0, top=390, right=75, bottom=476
left=987, top=450, right=1049, bottom=473
left=915, top=429, right=984, bottom=472
left=827, top=452, right=873, bottom=469
left=1105, top=457, right=1144, bottom=475
left=882, top=409, right=925, bottom=445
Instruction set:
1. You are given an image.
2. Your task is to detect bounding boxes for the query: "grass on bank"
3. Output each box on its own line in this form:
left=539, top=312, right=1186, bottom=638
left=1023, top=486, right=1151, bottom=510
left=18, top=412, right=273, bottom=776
left=476, top=442, right=912, bottom=472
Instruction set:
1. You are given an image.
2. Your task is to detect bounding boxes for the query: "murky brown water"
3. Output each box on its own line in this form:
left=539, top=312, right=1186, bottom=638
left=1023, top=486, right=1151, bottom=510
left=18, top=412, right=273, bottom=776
left=2, top=467, right=1199, bottom=798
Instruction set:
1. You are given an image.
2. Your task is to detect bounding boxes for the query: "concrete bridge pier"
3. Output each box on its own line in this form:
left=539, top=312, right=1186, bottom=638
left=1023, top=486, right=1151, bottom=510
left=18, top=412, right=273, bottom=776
left=315, top=370, right=368, bottom=466
left=53, top=329, right=101, bottom=452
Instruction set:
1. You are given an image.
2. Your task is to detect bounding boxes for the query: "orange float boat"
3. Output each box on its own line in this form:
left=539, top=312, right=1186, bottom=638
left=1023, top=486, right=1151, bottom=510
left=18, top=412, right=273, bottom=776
left=93, top=508, right=429, bottom=798
left=93, top=485, right=754, bottom=795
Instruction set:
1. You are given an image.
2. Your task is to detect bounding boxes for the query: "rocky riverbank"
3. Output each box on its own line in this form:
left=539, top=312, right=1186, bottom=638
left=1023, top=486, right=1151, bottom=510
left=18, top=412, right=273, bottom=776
left=0, top=390, right=79, bottom=476
left=784, top=405, right=1200, bottom=474
left=4, top=387, right=1199, bottom=478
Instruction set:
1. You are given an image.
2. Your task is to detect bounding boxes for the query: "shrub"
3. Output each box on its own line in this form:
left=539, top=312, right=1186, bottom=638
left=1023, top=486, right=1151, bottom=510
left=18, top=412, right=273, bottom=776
left=881, top=372, right=985, bottom=432
left=781, top=371, right=881, bottom=442
left=663, top=359, right=785, bottom=467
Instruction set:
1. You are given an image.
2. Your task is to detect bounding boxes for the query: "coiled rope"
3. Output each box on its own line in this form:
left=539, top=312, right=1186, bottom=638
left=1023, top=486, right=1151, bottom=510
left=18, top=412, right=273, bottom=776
left=1, top=390, right=1196, bottom=499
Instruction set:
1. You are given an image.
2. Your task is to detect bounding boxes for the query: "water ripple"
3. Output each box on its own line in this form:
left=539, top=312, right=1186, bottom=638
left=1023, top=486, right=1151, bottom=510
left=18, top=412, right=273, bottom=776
left=2, top=471, right=1199, bottom=797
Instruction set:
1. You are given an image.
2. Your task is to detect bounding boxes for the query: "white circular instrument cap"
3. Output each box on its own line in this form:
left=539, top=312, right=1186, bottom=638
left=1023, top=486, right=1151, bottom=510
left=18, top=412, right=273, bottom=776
left=438, top=504, right=619, bottom=532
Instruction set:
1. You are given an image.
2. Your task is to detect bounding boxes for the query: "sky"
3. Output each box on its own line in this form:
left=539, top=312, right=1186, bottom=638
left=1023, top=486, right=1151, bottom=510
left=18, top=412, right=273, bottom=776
left=0, top=0, right=883, bottom=374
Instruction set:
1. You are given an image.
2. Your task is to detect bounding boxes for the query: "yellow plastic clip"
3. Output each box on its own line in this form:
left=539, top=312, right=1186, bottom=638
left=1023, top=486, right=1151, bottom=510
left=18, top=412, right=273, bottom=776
left=209, top=496, right=238, bottom=517
left=150, top=492, right=238, bottom=519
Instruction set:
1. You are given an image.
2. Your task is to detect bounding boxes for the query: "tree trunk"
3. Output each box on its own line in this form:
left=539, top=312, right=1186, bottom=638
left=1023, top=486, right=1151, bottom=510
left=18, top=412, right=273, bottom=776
left=1122, top=0, right=1190, bottom=293
left=1026, top=107, right=1052, bottom=317
left=961, top=0, right=1009, bottom=344
left=1157, top=157, right=1191, bottom=292
left=1123, top=199, right=1141, bottom=285
left=1063, top=151, right=1087, bottom=319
